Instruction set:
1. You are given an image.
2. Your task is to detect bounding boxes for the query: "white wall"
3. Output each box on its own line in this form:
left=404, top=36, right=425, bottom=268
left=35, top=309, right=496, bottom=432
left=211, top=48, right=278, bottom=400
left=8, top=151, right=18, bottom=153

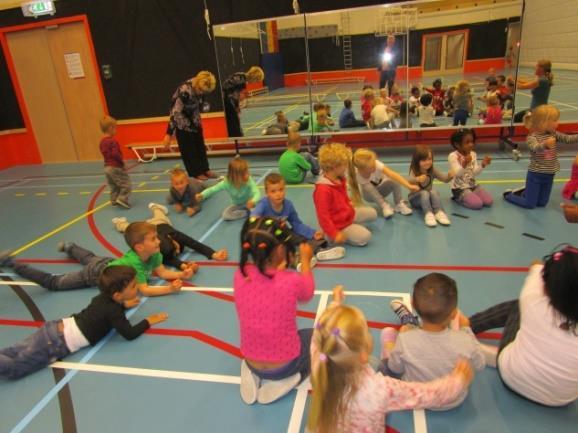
left=520, top=0, right=578, bottom=70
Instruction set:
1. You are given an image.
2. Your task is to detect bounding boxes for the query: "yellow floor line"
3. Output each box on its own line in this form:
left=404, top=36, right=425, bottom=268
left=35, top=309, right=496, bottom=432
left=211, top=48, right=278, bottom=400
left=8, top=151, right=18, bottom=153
left=34, top=192, right=46, bottom=196
left=14, top=193, right=25, bottom=197
left=138, top=182, right=146, bottom=187
left=79, top=192, right=91, bottom=195
left=10, top=201, right=110, bottom=256
left=57, top=192, right=69, bottom=196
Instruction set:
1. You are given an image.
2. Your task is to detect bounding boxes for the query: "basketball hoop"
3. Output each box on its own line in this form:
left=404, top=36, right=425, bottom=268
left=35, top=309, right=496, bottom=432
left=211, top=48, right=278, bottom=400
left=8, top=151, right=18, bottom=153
left=374, top=7, right=417, bottom=36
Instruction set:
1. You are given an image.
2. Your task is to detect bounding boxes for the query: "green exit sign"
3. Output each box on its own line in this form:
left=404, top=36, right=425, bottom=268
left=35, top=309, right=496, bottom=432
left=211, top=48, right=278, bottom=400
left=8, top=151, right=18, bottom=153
left=21, top=1, right=55, bottom=17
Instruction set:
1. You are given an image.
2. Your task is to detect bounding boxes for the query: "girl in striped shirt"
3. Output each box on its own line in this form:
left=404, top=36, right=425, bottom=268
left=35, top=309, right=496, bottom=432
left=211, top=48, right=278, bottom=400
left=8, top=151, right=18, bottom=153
left=504, top=105, right=578, bottom=209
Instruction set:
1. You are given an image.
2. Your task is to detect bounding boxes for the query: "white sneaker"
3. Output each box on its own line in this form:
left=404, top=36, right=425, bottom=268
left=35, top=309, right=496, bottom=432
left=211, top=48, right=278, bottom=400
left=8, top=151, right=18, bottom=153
left=111, top=217, right=127, bottom=225
left=381, top=202, right=394, bottom=218
left=148, top=202, right=168, bottom=215
left=424, top=212, right=437, bottom=227
left=434, top=210, right=451, bottom=226
left=315, top=246, right=346, bottom=261
left=240, top=360, right=260, bottom=405
left=512, top=149, right=521, bottom=161
left=394, top=200, right=413, bottom=215
left=257, top=372, right=301, bottom=404
left=296, top=256, right=318, bottom=272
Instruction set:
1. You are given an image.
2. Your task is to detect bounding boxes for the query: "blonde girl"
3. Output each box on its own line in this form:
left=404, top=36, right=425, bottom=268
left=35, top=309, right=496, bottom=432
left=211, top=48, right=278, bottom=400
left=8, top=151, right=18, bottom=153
left=513, top=59, right=554, bottom=123
left=223, top=66, right=265, bottom=137
left=504, top=105, right=578, bottom=209
left=350, top=148, right=418, bottom=218
left=452, top=80, right=473, bottom=126
left=307, top=287, right=474, bottom=433
left=163, top=70, right=217, bottom=180
left=313, top=143, right=377, bottom=246
left=408, top=146, right=454, bottom=227
left=196, top=158, right=260, bottom=220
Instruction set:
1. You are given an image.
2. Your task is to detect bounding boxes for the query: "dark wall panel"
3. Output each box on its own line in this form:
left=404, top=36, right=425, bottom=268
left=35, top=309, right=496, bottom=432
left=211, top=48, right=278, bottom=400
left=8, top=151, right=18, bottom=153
left=214, top=37, right=261, bottom=87
left=0, top=46, right=23, bottom=129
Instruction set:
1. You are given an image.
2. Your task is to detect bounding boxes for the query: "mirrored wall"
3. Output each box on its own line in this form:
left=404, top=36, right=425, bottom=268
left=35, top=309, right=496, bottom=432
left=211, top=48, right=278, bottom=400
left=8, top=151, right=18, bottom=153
left=212, top=0, right=567, bottom=140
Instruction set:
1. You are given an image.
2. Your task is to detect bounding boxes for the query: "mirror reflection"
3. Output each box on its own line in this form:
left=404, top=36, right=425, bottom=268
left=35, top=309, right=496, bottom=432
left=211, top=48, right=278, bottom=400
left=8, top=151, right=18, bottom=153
left=213, top=15, right=310, bottom=138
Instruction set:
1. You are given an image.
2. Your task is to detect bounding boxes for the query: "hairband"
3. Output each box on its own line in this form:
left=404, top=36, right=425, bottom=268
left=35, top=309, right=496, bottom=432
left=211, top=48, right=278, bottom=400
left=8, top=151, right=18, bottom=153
left=258, top=242, right=267, bottom=249
left=242, top=242, right=251, bottom=250
left=318, top=353, right=328, bottom=362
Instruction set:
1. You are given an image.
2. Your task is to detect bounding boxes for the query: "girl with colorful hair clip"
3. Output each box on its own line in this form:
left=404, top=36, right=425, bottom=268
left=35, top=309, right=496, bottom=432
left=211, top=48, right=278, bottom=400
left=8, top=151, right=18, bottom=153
left=308, top=285, right=474, bottom=433
left=469, top=244, right=578, bottom=406
left=234, top=217, right=315, bottom=405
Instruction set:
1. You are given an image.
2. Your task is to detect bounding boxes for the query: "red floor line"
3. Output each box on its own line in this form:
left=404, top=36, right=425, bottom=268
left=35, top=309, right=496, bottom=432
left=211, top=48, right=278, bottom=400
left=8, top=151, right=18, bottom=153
left=86, top=184, right=123, bottom=257
left=146, top=328, right=242, bottom=358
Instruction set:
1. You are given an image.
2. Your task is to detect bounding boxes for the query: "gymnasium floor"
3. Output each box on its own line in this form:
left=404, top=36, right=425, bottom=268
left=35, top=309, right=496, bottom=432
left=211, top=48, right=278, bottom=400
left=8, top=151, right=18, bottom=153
left=1, top=143, right=577, bottom=433
left=240, top=67, right=578, bottom=136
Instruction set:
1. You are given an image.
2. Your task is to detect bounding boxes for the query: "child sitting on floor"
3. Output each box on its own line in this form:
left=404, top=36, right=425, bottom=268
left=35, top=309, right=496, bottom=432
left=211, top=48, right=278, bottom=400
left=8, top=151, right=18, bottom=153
left=339, top=99, right=366, bottom=128
left=196, top=157, right=260, bottom=220
left=562, top=155, right=578, bottom=200
left=383, top=273, right=486, bottom=410
left=278, top=131, right=319, bottom=184
left=417, top=93, right=436, bottom=128
left=0, top=266, right=167, bottom=380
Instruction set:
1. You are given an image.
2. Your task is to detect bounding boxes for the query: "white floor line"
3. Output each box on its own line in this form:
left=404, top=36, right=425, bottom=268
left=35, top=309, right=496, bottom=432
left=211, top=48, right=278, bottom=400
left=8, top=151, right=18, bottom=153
left=287, top=292, right=330, bottom=433
left=413, top=409, right=428, bottom=433
left=51, top=362, right=241, bottom=385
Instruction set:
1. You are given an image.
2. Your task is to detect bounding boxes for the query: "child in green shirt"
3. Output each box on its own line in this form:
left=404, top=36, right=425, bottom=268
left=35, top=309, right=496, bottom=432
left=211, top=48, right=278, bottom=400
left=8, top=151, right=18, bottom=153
left=278, top=131, right=320, bottom=184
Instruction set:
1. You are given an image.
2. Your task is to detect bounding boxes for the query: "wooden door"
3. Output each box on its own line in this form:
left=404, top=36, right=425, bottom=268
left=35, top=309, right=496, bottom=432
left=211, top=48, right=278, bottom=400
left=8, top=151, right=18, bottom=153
left=6, top=21, right=105, bottom=162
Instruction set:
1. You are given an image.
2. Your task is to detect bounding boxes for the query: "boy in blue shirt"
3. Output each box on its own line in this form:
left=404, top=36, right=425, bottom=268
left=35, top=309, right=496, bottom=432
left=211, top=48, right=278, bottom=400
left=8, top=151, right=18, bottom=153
left=338, top=99, right=366, bottom=128
left=251, top=173, right=345, bottom=262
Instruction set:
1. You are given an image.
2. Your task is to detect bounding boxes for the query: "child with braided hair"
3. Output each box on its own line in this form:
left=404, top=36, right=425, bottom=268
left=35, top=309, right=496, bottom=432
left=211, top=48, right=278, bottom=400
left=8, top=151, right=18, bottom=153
left=307, top=286, right=474, bottom=433
left=234, top=217, right=315, bottom=405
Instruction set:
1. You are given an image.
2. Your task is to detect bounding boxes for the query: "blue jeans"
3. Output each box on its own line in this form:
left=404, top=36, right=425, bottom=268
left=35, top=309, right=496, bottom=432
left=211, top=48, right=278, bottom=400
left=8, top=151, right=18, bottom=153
left=408, top=189, right=443, bottom=213
left=453, top=109, right=468, bottom=126
left=505, top=171, right=554, bottom=209
left=302, top=152, right=320, bottom=176
left=0, top=320, right=70, bottom=379
left=247, top=328, right=312, bottom=382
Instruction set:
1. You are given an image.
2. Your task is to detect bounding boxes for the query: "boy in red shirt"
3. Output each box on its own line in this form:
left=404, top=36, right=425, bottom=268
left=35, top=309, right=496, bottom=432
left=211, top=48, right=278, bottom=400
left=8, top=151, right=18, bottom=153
left=100, top=116, right=131, bottom=208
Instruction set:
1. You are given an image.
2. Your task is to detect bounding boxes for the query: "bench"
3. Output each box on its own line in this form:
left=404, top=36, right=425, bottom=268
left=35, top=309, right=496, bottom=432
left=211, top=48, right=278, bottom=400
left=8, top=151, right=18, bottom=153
left=127, top=139, right=232, bottom=163
left=306, top=76, right=365, bottom=86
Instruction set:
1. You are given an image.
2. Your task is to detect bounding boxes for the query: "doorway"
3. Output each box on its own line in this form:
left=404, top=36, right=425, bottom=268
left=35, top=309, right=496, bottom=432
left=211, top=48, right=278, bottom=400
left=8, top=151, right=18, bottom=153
left=422, top=30, right=467, bottom=76
left=4, top=19, right=106, bottom=162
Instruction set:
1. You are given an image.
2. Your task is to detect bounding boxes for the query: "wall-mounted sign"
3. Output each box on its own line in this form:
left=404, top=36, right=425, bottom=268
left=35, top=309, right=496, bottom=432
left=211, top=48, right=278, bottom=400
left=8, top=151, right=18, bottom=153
left=64, top=52, right=85, bottom=79
left=21, top=1, right=55, bottom=18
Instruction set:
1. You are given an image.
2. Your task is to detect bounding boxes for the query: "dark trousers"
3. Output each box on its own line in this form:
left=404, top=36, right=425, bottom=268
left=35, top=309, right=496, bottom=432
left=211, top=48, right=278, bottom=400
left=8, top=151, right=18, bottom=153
left=469, top=300, right=520, bottom=354
left=514, top=109, right=529, bottom=123
left=453, top=109, right=469, bottom=126
left=341, top=119, right=367, bottom=128
left=505, top=171, right=554, bottom=209
left=175, top=129, right=210, bottom=178
left=224, top=100, right=243, bottom=137
left=379, top=69, right=396, bottom=95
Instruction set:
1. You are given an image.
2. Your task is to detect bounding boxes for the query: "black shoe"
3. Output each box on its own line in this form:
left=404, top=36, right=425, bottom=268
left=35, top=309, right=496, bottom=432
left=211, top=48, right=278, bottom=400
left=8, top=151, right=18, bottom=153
left=503, top=189, right=512, bottom=199
left=0, top=250, right=15, bottom=267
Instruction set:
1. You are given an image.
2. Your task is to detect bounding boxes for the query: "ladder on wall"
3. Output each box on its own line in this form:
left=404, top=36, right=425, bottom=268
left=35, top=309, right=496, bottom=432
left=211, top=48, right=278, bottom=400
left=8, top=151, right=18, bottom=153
left=341, top=12, right=352, bottom=70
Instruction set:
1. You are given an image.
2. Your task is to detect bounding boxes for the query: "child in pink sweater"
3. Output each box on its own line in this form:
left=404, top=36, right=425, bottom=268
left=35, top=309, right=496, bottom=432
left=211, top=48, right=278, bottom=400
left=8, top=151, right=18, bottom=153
left=562, top=156, right=578, bottom=200
left=234, top=217, right=315, bottom=405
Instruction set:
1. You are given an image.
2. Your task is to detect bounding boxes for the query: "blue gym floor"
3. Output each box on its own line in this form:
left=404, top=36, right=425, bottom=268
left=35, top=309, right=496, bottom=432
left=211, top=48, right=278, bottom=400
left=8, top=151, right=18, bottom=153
left=1, top=142, right=577, bottom=433
left=240, top=67, right=578, bottom=137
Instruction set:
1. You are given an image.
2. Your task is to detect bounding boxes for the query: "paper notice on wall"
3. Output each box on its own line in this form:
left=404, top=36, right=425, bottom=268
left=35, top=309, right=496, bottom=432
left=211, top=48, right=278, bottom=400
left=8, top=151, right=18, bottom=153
left=64, top=52, right=85, bottom=79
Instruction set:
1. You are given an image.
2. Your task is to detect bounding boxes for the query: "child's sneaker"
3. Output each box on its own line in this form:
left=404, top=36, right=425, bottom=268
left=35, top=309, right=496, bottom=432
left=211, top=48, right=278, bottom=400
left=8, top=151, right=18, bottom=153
left=381, top=202, right=394, bottom=218
left=424, top=212, right=437, bottom=227
left=434, top=210, right=451, bottom=226
left=394, top=200, right=413, bottom=215
left=380, top=327, right=398, bottom=360
left=56, top=241, right=73, bottom=254
left=257, top=372, right=301, bottom=404
left=148, top=202, right=168, bottom=215
left=0, top=250, right=15, bottom=268
left=115, top=199, right=131, bottom=209
left=512, top=149, right=521, bottom=161
left=502, top=189, right=513, bottom=199
left=390, top=299, right=419, bottom=326
left=112, top=217, right=128, bottom=226
left=240, top=360, right=260, bottom=405
left=315, top=246, right=346, bottom=261
left=296, top=256, right=318, bottom=272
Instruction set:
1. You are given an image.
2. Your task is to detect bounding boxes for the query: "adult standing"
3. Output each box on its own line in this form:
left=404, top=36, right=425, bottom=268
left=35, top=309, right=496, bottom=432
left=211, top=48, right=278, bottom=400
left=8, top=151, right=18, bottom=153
left=222, top=66, right=265, bottom=137
left=513, top=59, right=553, bottom=123
left=378, top=35, right=400, bottom=96
left=163, top=71, right=218, bottom=181
left=468, top=246, right=578, bottom=406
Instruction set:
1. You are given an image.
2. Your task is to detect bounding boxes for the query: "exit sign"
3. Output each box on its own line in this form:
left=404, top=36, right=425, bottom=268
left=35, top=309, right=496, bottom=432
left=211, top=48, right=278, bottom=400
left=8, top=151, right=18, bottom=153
left=21, top=1, right=55, bottom=17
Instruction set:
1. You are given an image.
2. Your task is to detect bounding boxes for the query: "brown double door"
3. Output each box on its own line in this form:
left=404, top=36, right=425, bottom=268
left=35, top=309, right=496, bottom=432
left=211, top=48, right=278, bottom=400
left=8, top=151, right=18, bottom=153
left=6, top=21, right=105, bottom=162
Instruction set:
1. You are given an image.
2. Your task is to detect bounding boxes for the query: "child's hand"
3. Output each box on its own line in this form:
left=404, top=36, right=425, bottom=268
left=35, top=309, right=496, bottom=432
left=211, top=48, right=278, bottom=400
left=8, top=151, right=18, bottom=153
left=561, top=202, right=578, bottom=223
left=452, top=358, right=474, bottom=386
left=147, top=312, right=169, bottom=326
left=246, top=200, right=255, bottom=209
left=458, top=311, right=471, bottom=328
left=545, top=137, right=556, bottom=148
left=170, top=279, right=183, bottom=292
left=416, top=174, right=428, bottom=184
left=180, top=267, right=194, bottom=279
left=334, top=231, right=347, bottom=244
left=195, top=193, right=204, bottom=202
left=299, top=242, right=313, bottom=264
left=332, top=285, right=345, bottom=304
left=162, top=135, right=172, bottom=150
left=186, top=207, right=197, bottom=217
left=530, top=259, right=544, bottom=267
left=482, top=155, right=492, bottom=168
left=447, top=169, right=455, bottom=179
left=313, top=231, right=325, bottom=241
left=123, top=297, right=141, bottom=309
left=174, top=203, right=184, bottom=213
left=408, top=184, right=420, bottom=193
left=212, top=249, right=228, bottom=261
left=181, top=261, right=199, bottom=274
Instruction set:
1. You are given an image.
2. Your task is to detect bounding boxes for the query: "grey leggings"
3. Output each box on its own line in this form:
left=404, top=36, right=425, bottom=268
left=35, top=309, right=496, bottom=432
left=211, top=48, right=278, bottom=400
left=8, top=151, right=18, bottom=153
left=361, top=180, right=402, bottom=207
left=341, top=207, right=378, bottom=246
left=408, top=189, right=443, bottom=213
left=222, top=204, right=249, bottom=221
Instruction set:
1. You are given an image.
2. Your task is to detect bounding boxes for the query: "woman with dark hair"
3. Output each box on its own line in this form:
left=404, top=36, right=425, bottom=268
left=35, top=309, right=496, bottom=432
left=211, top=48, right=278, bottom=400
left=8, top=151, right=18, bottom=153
left=513, top=59, right=554, bottom=123
left=163, top=71, right=218, bottom=181
left=222, top=66, right=265, bottom=137
left=469, top=245, right=578, bottom=406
